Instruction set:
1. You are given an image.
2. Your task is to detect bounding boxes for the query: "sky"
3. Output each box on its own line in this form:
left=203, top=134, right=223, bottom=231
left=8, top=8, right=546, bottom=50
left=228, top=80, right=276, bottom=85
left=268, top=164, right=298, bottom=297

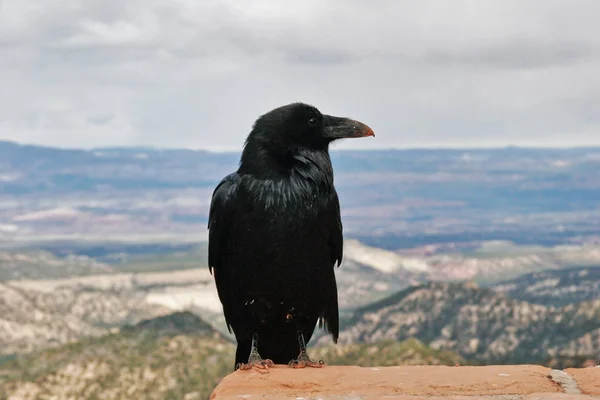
left=0, top=0, right=599, bottom=151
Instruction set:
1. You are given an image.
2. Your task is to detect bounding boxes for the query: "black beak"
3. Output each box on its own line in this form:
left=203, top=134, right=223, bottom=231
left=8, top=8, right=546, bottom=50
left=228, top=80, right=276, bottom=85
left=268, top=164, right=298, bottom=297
left=322, top=115, right=375, bottom=140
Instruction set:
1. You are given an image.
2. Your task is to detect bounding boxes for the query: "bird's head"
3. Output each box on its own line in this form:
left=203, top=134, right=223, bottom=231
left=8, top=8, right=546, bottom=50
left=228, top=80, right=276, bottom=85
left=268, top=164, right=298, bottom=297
left=243, top=102, right=374, bottom=156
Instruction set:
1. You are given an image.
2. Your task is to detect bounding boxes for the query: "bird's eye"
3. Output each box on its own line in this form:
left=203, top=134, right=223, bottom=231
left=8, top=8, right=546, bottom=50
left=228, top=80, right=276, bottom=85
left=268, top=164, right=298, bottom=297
left=308, top=118, right=318, bottom=127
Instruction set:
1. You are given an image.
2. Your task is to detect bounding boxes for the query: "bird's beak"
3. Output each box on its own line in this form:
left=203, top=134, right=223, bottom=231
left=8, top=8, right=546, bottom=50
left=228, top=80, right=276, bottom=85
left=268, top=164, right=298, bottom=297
left=322, top=115, right=375, bottom=140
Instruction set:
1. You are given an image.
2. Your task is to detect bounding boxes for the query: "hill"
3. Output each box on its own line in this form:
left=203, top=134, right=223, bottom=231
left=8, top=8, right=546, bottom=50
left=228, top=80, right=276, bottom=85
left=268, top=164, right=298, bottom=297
left=0, top=250, right=113, bottom=281
left=0, top=312, right=466, bottom=400
left=0, top=312, right=233, bottom=400
left=3, top=240, right=600, bottom=354
left=0, top=282, right=171, bottom=355
left=311, top=337, right=465, bottom=367
left=491, top=266, right=600, bottom=306
left=327, top=282, right=600, bottom=364
left=418, top=241, right=600, bottom=285
left=120, top=310, right=220, bottom=337
left=7, top=238, right=600, bottom=310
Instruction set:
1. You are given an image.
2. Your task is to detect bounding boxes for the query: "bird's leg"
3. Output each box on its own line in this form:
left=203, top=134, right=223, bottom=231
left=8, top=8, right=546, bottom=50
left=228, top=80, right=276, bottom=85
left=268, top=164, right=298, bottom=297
left=288, top=330, right=325, bottom=368
left=236, top=333, right=274, bottom=371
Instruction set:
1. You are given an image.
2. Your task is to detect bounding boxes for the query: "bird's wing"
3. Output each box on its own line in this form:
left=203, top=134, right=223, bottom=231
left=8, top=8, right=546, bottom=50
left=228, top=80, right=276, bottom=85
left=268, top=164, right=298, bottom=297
left=329, top=191, right=344, bottom=268
left=318, top=191, right=343, bottom=342
left=207, top=173, right=240, bottom=274
left=207, top=173, right=242, bottom=332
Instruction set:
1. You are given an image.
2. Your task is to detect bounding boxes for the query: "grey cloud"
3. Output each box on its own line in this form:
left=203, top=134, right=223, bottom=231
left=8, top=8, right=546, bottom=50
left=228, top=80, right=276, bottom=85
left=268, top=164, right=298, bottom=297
left=87, top=113, right=116, bottom=126
left=421, top=40, right=598, bottom=69
left=282, top=47, right=361, bottom=65
left=0, top=0, right=599, bottom=150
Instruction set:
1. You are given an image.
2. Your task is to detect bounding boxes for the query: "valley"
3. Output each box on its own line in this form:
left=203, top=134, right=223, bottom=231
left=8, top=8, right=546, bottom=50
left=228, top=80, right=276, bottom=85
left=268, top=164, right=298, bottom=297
left=1, top=142, right=599, bottom=398
left=2, top=238, right=599, bottom=358
left=2, top=142, right=600, bottom=249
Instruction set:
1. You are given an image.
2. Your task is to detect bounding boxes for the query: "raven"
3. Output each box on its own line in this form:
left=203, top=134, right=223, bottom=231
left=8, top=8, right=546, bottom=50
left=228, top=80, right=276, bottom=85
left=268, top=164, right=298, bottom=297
left=207, top=102, right=374, bottom=371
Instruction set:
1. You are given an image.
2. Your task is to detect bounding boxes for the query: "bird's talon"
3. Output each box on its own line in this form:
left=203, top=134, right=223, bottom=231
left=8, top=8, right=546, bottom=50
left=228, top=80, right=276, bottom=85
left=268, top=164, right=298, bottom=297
left=237, top=358, right=274, bottom=371
left=237, top=363, right=252, bottom=371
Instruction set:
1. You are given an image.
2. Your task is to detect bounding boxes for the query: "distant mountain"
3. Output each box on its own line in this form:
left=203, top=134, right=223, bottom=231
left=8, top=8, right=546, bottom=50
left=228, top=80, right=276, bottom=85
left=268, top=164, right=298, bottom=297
left=120, top=310, right=223, bottom=338
left=491, top=267, right=600, bottom=306
left=0, top=281, right=171, bottom=355
left=326, top=282, right=600, bottom=364
left=334, top=240, right=600, bottom=308
left=0, top=250, right=113, bottom=281
left=3, top=239, right=600, bottom=316
left=311, top=337, right=466, bottom=367
left=0, top=311, right=233, bottom=400
left=0, top=311, right=465, bottom=400
left=2, top=140, right=600, bottom=249
left=422, top=244, right=600, bottom=285
left=332, top=239, right=430, bottom=309
left=4, top=259, right=598, bottom=366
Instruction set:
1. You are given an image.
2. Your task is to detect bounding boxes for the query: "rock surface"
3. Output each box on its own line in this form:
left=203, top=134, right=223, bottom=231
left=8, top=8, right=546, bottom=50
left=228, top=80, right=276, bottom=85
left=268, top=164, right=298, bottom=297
left=210, top=365, right=600, bottom=399
left=566, top=367, right=600, bottom=396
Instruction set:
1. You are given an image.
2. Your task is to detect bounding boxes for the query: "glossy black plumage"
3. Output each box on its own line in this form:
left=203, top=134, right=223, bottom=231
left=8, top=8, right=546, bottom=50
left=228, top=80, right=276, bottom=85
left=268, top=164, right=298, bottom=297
left=207, top=102, right=374, bottom=369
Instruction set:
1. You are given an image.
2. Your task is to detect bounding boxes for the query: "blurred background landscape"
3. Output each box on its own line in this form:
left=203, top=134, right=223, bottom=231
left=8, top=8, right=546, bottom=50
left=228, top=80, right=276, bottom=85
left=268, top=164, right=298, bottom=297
left=2, top=0, right=600, bottom=399
left=1, top=141, right=599, bottom=399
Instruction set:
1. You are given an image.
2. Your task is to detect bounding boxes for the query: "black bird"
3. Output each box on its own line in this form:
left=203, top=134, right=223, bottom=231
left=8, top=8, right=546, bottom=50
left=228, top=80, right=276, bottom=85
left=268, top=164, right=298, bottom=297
left=207, top=102, right=374, bottom=371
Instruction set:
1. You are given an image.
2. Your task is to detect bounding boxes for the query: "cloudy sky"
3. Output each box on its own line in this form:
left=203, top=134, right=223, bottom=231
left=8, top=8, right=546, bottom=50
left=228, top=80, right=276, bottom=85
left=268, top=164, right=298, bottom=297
left=1, top=0, right=599, bottom=151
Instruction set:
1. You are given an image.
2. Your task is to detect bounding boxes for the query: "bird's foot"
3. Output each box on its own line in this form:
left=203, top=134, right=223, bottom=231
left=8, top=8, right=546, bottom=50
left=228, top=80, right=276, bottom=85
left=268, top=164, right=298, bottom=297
left=236, top=355, right=274, bottom=371
left=236, top=333, right=274, bottom=372
left=288, top=351, right=325, bottom=368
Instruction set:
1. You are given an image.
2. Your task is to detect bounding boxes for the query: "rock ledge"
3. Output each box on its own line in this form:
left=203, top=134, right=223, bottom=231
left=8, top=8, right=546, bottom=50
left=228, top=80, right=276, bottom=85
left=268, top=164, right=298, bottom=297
left=210, top=364, right=600, bottom=399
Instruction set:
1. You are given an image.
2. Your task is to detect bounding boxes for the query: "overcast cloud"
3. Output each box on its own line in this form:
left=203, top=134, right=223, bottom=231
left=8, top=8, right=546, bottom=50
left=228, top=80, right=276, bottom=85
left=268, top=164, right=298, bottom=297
left=1, top=0, right=599, bottom=150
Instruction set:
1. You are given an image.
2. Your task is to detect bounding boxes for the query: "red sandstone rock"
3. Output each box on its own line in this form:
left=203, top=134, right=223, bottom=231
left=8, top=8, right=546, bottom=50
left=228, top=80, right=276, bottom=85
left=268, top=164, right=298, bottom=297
left=210, top=364, right=563, bottom=399
left=565, top=367, right=600, bottom=396
left=524, top=394, right=599, bottom=400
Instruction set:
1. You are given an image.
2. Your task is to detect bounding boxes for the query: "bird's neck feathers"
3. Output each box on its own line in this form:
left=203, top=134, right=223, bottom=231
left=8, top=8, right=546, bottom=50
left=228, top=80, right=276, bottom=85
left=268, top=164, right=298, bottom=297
left=239, top=137, right=333, bottom=183
left=238, top=138, right=335, bottom=208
